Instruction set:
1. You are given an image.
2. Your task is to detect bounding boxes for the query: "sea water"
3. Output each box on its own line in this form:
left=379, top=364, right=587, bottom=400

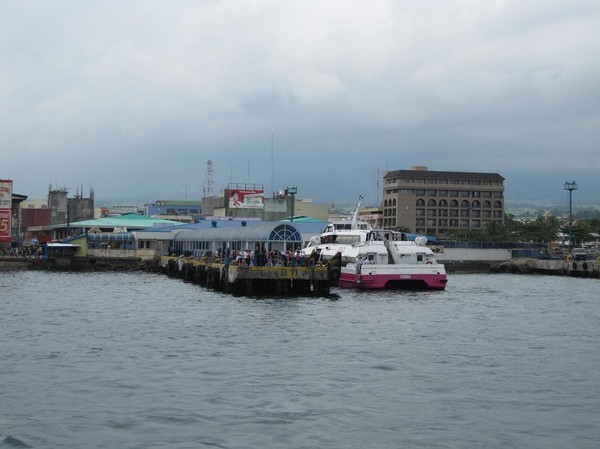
left=1, top=271, right=598, bottom=448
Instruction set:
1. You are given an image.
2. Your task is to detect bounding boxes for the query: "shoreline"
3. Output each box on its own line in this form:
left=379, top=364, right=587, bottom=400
left=1, top=256, right=598, bottom=278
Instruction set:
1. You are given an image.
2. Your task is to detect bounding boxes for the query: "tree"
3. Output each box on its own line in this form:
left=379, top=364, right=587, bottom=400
left=571, top=221, right=592, bottom=246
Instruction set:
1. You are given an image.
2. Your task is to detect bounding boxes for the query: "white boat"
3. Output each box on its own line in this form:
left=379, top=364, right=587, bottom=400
left=302, top=196, right=373, bottom=265
left=337, top=233, right=448, bottom=290
left=303, top=196, right=447, bottom=290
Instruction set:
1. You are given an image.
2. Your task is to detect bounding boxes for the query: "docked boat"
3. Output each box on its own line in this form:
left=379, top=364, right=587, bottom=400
left=302, top=196, right=373, bottom=265
left=337, top=233, right=447, bottom=290
left=303, top=196, right=447, bottom=290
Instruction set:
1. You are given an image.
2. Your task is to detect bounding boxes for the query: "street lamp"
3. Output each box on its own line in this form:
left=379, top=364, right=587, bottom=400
left=564, top=181, right=578, bottom=250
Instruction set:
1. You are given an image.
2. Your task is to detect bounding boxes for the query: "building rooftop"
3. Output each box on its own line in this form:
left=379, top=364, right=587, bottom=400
left=384, top=169, right=504, bottom=181
left=55, top=213, right=180, bottom=229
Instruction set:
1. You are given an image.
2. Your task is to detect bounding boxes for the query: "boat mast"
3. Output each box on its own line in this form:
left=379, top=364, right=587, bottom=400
left=350, top=195, right=363, bottom=229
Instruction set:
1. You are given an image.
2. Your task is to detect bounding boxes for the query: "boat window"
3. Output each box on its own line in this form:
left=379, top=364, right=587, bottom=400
left=417, top=255, right=423, bottom=262
left=332, top=235, right=361, bottom=244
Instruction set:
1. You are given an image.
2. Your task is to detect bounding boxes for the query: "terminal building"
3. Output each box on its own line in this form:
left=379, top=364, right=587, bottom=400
left=382, top=166, right=505, bottom=237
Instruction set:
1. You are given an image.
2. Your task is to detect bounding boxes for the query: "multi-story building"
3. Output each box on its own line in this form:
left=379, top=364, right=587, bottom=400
left=48, top=186, right=94, bottom=225
left=382, top=166, right=505, bottom=237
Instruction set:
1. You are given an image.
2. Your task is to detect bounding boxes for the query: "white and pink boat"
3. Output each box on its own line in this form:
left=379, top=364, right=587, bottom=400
left=302, top=197, right=447, bottom=290
left=337, top=233, right=448, bottom=290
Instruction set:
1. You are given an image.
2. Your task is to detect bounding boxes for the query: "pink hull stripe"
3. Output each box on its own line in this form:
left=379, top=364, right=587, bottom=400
left=339, top=272, right=447, bottom=290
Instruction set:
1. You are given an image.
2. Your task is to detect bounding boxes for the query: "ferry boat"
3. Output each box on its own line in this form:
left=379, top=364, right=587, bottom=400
left=302, top=196, right=373, bottom=265
left=337, top=233, right=448, bottom=290
left=303, top=196, right=447, bottom=290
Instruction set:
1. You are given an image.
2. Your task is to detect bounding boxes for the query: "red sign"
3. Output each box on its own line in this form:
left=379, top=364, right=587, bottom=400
left=228, top=189, right=264, bottom=209
left=0, top=179, right=12, bottom=243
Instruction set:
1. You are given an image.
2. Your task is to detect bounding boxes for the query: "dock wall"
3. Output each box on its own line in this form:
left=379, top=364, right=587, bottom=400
left=161, top=256, right=334, bottom=296
left=492, top=258, right=600, bottom=278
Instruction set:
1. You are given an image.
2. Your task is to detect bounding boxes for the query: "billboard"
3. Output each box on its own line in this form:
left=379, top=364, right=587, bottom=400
left=0, top=179, right=13, bottom=243
left=228, top=189, right=264, bottom=209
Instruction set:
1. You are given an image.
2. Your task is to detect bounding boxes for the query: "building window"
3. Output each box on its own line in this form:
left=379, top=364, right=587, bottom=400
left=416, top=199, right=425, bottom=206
left=438, top=190, right=448, bottom=197
left=493, top=200, right=502, bottom=208
left=449, top=190, right=459, bottom=197
left=427, top=199, right=436, bottom=207
left=415, top=189, right=426, bottom=196
left=427, top=190, right=437, bottom=196
left=416, top=209, right=425, bottom=217
left=483, top=200, right=492, bottom=208
left=460, top=191, right=470, bottom=197
left=450, top=200, right=459, bottom=208
left=427, top=209, right=436, bottom=217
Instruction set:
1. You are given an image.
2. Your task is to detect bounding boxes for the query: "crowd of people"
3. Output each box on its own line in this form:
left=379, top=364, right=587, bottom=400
left=1, top=245, right=43, bottom=258
left=175, top=246, right=321, bottom=267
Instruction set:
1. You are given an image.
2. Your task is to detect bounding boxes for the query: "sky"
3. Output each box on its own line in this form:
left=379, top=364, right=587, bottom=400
left=1, top=0, right=599, bottom=208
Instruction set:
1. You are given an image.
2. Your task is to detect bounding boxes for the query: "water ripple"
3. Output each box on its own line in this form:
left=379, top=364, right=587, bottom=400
left=1, top=272, right=599, bottom=449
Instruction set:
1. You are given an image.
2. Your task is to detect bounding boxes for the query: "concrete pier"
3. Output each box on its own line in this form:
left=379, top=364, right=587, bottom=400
left=161, top=256, right=334, bottom=296
left=492, top=258, right=600, bottom=278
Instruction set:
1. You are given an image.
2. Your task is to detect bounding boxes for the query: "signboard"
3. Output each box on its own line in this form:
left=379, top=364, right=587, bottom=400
left=0, top=179, right=13, bottom=243
left=228, top=189, right=264, bottom=209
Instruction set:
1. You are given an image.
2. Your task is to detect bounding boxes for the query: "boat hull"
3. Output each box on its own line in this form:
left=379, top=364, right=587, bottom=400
left=339, top=265, right=447, bottom=290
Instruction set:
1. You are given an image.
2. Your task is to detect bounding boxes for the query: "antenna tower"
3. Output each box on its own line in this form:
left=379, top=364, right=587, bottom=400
left=203, top=160, right=214, bottom=199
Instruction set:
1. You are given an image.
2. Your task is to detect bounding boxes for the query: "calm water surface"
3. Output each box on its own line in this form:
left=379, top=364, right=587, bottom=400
left=1, top=272, right=598, bottom=448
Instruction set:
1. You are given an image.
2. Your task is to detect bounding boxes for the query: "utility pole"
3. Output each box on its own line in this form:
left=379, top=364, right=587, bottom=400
left=564, top=181, right=578, bottom=250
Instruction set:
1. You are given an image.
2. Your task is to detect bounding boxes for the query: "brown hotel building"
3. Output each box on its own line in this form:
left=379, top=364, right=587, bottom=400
left=382, top=166, right=505, bottom=237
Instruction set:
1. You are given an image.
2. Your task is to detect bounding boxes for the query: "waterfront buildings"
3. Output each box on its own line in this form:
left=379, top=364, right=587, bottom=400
left=203, top=184, right=328, bottom=222
left=382, top=166, right=505, bottom=237
left=144, top=200, right=202, bottom=223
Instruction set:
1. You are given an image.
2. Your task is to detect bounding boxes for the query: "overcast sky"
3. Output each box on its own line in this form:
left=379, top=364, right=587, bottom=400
left=2, top=0, right=599, bottom=207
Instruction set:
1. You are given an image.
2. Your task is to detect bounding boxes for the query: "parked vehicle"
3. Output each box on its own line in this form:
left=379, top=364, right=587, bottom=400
left=572, top=247, right=588, bottom=261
